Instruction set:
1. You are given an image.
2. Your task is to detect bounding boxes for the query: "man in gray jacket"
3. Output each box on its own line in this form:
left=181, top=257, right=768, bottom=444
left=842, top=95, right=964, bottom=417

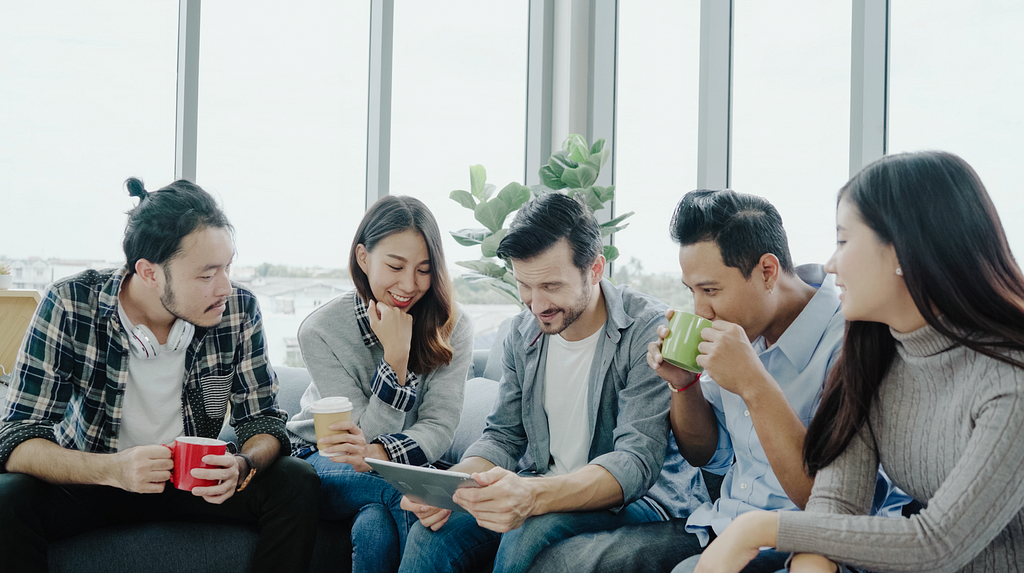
left=398, top=193, right=685, bottom=573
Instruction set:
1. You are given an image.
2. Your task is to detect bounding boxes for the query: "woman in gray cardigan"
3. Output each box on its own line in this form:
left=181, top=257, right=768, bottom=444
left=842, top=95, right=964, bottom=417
left=692, top=152, right=1024, bottom=573
left=286, top=196, right=474, bottom=573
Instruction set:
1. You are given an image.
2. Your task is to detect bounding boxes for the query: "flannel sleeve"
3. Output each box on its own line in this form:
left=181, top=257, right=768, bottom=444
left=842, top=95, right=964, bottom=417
left=372, top=433, right=429, bottom=467
left=369, top=359, right=419, bottom=413
left=229, top=293, right=290, bottom=456
left=0, top=290, right=73, bottom=471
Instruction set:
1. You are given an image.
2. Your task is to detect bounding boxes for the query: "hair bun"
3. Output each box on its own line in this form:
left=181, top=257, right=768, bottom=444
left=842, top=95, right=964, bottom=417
left=125, top=177, right=149, bottom=201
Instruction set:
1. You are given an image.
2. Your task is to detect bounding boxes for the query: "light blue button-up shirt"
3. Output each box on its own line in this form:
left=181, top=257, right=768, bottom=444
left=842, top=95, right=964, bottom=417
left=684, top=273, right=910, bottom=545
left=686, top=273, right=843, bottom=544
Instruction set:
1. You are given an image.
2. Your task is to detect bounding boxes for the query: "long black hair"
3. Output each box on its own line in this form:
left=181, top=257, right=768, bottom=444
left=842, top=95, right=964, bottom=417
left=122, top=177, right=233, bottom=276
left=349, top=195, right=456, bottom=374
left=804, top=151, right=1024, bottom=475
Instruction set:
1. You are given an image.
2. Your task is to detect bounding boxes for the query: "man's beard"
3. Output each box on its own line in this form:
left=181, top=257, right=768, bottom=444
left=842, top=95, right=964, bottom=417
left=537, top=274, right=592, bottom=335
left=159, top=273, right=221, bottom=328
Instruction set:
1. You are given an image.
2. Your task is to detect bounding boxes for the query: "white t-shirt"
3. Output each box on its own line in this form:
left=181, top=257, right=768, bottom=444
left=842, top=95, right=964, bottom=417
left=543, top=326, right=604, bottom=476
left=116, top=301, right=186, bottom=451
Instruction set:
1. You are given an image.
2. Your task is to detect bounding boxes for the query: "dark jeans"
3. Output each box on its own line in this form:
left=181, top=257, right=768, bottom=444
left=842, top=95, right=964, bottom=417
left=0, top=455, right=320, bottom=573
left=528, top=518, right=787, bottom=573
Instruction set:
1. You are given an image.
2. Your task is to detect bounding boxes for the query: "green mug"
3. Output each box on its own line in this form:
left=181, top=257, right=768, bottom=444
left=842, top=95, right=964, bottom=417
left=661, top=311, right=711, bottom=373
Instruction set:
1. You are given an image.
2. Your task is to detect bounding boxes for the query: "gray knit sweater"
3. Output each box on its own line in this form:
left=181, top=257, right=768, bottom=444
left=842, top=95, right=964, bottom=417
left=777, top=323, right=1024, bottom=572
left=286, top=291, right=474, bottom=463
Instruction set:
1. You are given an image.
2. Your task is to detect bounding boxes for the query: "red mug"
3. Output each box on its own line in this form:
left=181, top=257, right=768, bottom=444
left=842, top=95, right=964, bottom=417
left=164, top=436, right=228, bottom=491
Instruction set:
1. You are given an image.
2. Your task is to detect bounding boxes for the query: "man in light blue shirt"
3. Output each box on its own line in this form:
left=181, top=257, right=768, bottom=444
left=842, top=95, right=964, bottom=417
left=529, top=190, right=907, bottom=573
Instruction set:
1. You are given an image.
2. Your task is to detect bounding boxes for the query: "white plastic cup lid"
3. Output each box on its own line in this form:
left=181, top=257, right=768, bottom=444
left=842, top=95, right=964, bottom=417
left=311, top=396, right=353, bottom=414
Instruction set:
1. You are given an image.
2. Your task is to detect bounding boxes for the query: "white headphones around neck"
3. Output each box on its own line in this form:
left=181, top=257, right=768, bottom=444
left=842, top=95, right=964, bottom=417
left=127, top=319, right=195, bottom=360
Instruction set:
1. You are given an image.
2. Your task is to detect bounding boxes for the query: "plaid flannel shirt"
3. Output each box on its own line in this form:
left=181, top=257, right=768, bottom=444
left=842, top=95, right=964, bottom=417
left=0, top=268, right=290, bottom=470
left=353, top=295, right=427, bottom=467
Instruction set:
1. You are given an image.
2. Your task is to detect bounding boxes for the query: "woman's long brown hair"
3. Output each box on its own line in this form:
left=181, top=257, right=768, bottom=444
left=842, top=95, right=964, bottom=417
left=349, top=196, right=457, bottom=374
left=804, top=151, right=1024, bottom=475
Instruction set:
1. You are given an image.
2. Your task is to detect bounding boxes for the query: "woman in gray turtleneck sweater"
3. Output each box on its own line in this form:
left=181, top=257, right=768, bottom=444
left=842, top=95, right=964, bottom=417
left=692, top=151, right=1024, bottom=573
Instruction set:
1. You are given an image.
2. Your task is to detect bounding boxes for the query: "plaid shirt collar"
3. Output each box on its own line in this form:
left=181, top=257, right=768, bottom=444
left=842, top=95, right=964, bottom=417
left=354, top=294, right=381, bottom=348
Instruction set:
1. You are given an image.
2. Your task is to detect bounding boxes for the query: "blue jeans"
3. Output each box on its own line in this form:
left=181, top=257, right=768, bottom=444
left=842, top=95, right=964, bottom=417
left=672, top=549, right=788, bottom=573
left=398, top=498, right=663, bottom=573
left=306, top=453, right=417, bottom=573
left=529, top=519, right=788, bottom=573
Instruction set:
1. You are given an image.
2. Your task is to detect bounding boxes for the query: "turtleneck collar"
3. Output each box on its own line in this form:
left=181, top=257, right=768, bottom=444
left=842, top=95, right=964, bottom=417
left=890, top=320, right=959, bottom=358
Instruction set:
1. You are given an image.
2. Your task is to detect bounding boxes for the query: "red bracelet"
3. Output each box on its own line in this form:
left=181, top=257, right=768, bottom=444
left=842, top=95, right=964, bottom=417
left=668, top=373, right=701, bottom=393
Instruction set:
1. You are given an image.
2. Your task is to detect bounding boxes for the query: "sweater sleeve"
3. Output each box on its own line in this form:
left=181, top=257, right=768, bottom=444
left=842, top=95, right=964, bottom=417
left=777, top=367, right=1024, bottom=573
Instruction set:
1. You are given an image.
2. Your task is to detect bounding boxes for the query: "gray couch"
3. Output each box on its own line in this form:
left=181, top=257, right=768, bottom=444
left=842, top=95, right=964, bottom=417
left=1, top=329, right=509, bottom=573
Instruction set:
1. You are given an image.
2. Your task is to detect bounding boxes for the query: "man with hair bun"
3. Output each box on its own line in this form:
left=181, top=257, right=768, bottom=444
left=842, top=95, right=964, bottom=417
left=0, top=178, right=320, bottom=572
left=398, top=192, right=705, bottom=573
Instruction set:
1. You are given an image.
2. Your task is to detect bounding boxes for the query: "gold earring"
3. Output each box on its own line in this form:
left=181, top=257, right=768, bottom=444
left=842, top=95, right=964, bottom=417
left=896, top=268, right=903, bottom=276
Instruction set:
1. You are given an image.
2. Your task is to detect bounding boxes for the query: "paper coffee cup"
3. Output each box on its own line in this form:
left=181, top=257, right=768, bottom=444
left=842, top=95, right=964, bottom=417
left=312, top=396, right=353, bottom=457
left=661, top=311, right=712, bottom=373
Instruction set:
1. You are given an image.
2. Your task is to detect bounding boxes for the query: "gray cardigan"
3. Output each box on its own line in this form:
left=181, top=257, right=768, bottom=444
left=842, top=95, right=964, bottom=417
left=463, top=279, right=670, bottom=508
left=286, top=291, right=474, bottom=463
left=776, top=323, right=1024, bottom=572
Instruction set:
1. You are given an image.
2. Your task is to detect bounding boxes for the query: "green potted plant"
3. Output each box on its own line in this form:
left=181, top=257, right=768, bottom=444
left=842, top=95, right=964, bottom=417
left=0, top=263, right=12, bottom=289
left=449, top=135, right=633, bottom=307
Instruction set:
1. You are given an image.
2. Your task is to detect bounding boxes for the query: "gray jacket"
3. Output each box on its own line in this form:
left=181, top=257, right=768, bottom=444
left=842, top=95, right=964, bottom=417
left=463, top=279, right=671, bottom=507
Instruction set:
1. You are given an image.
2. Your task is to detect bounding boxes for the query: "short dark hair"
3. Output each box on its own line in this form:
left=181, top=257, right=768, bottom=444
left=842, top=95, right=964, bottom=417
left=670, top=189, right=794, bottom=279
left=122, top=177, right=233, bottom=276
left=496, top=192, right=602, bottom=273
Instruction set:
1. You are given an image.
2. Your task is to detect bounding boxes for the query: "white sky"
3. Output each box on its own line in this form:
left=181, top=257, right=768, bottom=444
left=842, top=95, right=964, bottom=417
left=1, top=0, right=1021, bottom=276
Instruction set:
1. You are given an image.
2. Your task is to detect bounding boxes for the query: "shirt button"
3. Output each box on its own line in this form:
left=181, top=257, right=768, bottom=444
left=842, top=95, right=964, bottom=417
left=744, top=410, right=749, bottom=417
left=740, top=483, right=748, bottom=489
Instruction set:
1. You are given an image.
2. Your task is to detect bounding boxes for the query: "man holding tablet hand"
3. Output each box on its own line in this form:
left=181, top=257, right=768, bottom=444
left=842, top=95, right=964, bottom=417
left=397, top=193, right=690, bottom=573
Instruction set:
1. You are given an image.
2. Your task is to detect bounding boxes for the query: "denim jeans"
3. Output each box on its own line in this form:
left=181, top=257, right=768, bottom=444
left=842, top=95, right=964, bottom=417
left=306, top=452, right=417, bottom=573
left=672, top=549, right=788, bottom=573
left=530, top=518, right=788, bottom=573
left=398, top=497, right=663, bottom=573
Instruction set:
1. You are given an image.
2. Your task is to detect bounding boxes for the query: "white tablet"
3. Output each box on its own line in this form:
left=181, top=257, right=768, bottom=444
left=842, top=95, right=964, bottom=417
left=365, top=458, right=480, bottom=512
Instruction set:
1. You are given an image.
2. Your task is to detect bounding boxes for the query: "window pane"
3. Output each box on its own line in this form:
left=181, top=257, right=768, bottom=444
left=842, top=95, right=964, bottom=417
left=731, top=1, right=852, bottom=267
left=613, top=1, right=700, bottom=311
left=390, top=1, right=529, bottom=346
left=198, top=1, right=370, bottom=366
left=0, top=1, right=177, bottom=285
left=889, top=0, right=1024, bottom=259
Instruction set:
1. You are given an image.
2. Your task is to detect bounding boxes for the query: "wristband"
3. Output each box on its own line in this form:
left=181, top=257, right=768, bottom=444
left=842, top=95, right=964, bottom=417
left=235, top=453, right=257, bottom=492
left=668, top=374, right=701, bottom=393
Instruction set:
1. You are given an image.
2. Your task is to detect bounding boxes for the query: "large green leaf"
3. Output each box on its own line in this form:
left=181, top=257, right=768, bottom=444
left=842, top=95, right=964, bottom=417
left=469, top=165, right=487, bottom=200
left=450, top=189, right=476, bottom=210
left=561, top=163, right=598, bottom=189
left=481, top=183, right=496, bottom=201
left=502, top=271, right=517, bottom=287
left=457, top=260, right=507, bottom=279
left=591, top=147, right=610, bottom=169
left=600, top=224, right=629, bottom=238
left=485, top=279, right=525, bottom=307
left=577, top=187, right=605, bottom=212
left=590, top=138, right=606, bottom=155
left=480, top=229, right=507, bottom=258
left=597, top=184, right=615, bottom=203
left=538, top=166, right=565, bottom=190
left=547, top=151, right=577, bottom=178
left=603, top=245, right=620, bottom=262
left=474, top=197, right=511, bottom=233
left=600, top=211, right=634, bottom=228
left=450, top=228, right=491, bottom=246
left=496, top=182, right=531, bottom=211
left=564, top=134, right=590, bottom=163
